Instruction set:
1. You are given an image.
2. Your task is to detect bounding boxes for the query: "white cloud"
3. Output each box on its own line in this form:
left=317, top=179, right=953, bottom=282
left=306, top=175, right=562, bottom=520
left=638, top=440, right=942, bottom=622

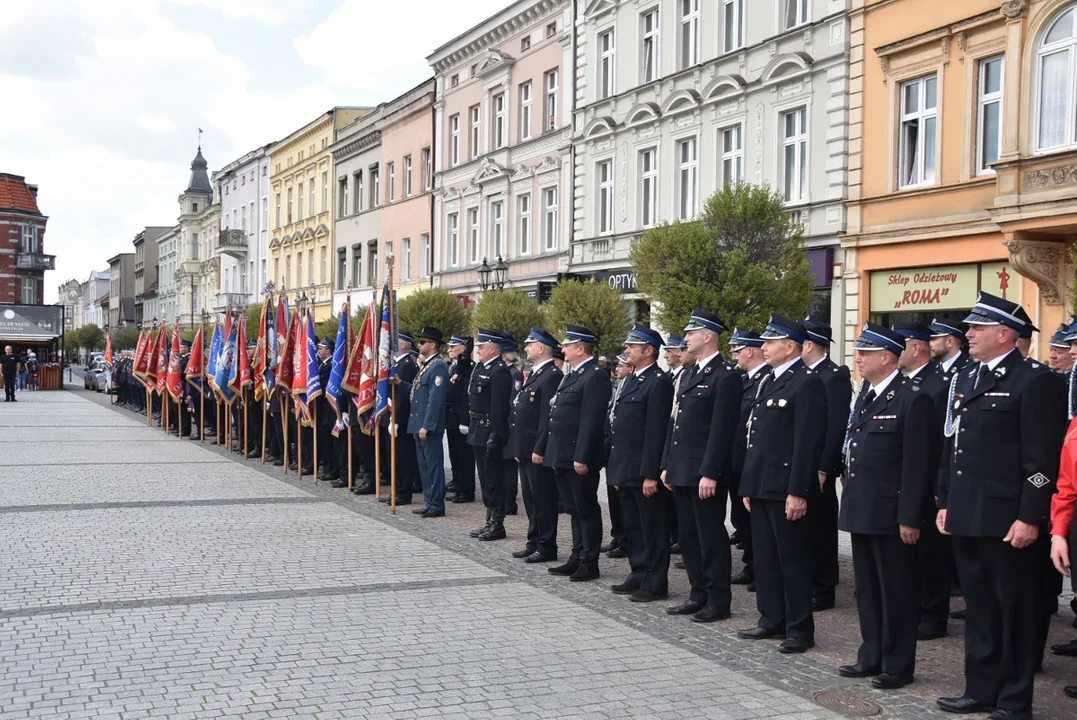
left=134, top=114, right=179, bottom=133
left=164, top=0, right=319, bottom=26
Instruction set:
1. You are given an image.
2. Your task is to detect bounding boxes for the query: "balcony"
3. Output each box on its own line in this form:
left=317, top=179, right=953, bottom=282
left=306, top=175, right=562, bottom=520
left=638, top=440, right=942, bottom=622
left=215, top=292, right=249, bottom=311
left=15, top=252, right=56, bottom=271
left=217, top=228, right=248, bottom=259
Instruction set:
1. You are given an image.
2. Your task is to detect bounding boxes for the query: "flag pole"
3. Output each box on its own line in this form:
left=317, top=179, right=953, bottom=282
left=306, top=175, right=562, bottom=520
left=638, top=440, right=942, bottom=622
left=388, top=255, right=397, bottom=516
left=313, top=401, right=319, bottom=484
left=347, top=423, right=353, bottom=490
left=282, top=400, right=289, bottom=475
left=146, top=383, right=151, bottom=425
left=244, top=392, right=249, bottom=459
left=261, top=296, right=268, bottom=463
left=297, top=398, right=303, bottom=481
left=200, top=321, right=205, bottom=442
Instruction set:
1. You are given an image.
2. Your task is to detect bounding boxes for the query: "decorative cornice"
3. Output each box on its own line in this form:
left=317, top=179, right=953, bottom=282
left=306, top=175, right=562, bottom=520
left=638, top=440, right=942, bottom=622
left=430, top=0, right=566, bottom=74
left=1004, top=235, right=1064, bottom=305
left=1000, top=0, right=1028, bottom=20
left=332, top=130, right=381, bottom=162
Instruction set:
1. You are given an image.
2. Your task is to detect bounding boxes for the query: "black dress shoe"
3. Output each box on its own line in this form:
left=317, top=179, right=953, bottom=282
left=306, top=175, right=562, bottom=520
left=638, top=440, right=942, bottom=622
left=411, top=506, right=429, bottom=515
left=666, top=600, right=705, bottom=616
left=746, top=580, right=756, bottom=592
left=728, top=533, right=740, bottom=545
left=872, top=673, right=912, bottom=689
left=379, top=496, right=391, bottom=504
left=1051, top=638, right=1077, bottom=656
left=569, top=563, right=600, bottom=582
left=669, top=542, right=680, bottom=554
left=420, top=509, right=444, bottom=518
left=936, top=696, right=995, bottom=714
left=512, top=546, right=537, bottom=559
left=986, top=710, right=1032, bottom=720
left=691, top=606, right=731, bottom=623
left=445, top=482, right=458, bottom=494
left=300, top=466, right=314, bottom=475
left=606, top=546, right=627, bottom=559
left=477, top=525, right=506, bottom=541
left=812, top=597, right=835, bottom=611
left=393, top=497, right=412, bottom=506
left=778, top=637, right=814, bottom=653
left=611, top=582, right=638, bottom=595
left=599, top=543, right=616, bottom=553
left=1063, top=685, right=1077, bottom=699
left=673, top=560, right=686, bottom=569
left=329, top=479, right=348, bottom=488
left=950, top=608, right=966, bottom=620
left=548, top=561, right=580, bottom=576
left=450, top=494, right=475, bottom=504
left=737, top=626, right=786, bottom=640
left=730, top=570, right=753, bottom=585
left=917, top=625, right=947, bottom=641
left=524, top=552, right=556, bottom=564
left=630, top=589, right=668, bottom=603
left=838, top=663, right=880, bottom=678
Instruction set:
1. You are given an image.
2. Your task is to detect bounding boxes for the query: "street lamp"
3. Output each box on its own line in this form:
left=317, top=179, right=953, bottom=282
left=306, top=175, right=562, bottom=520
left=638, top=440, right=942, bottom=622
left=478, top=258, right=492, bottom=291
left=152, top=317, right=158, bottom=330
left=493, top=255, right=509, bottom=290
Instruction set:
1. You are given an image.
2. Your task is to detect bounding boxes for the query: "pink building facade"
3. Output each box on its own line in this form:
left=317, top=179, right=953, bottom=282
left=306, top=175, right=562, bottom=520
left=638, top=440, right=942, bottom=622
left=428, top=0, right=573, bottom=303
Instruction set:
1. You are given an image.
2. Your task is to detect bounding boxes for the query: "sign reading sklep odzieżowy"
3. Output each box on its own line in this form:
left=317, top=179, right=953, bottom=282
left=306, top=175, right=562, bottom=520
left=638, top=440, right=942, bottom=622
left=870, top=262, right=1015, bottom=312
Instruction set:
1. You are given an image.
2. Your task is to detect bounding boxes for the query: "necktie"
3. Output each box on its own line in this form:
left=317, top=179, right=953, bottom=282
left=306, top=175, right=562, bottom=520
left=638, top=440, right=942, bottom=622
left=974, top=364, right=990, bottom=390
left=859, top=387, right=876, bottom=415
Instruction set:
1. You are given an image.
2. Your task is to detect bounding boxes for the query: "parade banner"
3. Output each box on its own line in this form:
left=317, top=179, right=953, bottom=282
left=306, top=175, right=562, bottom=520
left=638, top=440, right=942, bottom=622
left=214, top=321, right=237, bottom=405
left=132, top=331, right=150, bottom=379
left=154, top=323, right=169, bottom=396
left=165, top=324, right=183, bottom=401
left=373, top=283, right=395, bottom=422
left=342, top=300, right=377, bottom=435
left=253, top=300, right=269, bottom=401
left=230, top=318, right=252, bottom=393
left=104, top=332, right=113, bottom=366
left=276, top=309, right=297, bottom=393
left=186, top=325, right=205, bottom=393
left=326, top=303, right=349, bottom=423
left=144, top=328, right=161, bottom=382
left=304, top=310, right=322, bottom=408
left=206, top=319, right=223, bottom=390
left=291, top=310, right=309, bottom=424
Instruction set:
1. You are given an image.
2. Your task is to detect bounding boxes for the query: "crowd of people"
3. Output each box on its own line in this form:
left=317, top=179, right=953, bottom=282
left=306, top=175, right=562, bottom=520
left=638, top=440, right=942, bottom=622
left=103, top=290, right=1077, bottom=720
left=0, top=345, right=41, bottom=400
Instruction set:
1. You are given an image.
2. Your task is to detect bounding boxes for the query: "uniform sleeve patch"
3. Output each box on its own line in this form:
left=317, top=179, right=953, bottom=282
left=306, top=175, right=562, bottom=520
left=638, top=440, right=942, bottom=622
left=435, top=376, right=444, bottom=387
left=1027, top=472, right=1050, bottom=488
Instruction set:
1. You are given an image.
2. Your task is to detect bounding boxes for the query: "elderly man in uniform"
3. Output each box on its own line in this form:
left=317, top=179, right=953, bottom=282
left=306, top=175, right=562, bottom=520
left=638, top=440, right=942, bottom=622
left=603, top=354, right=634, bottom=559
left=661, top=310, right=742, bottom=622
left=445, top=335, right=475, bottom=503
left=467, top=329, right=513, bottom=541
left=935, top=292, right=1066, bottom=720
left=377, top=332, right=419, bottom=505
left=737, top=315, right=827, bottom=654
left=545, top=325, right=612, bottom=582
left=508, top=327, right=563, bottom=563
left=315, top=337, right=336, bottom=481
left=608, top=325, right=674, bottom=603
left=501, top=334, right=524, bottom=516
left=398, top=327, right=450, bottom=518
left=839, top=323, right=935, bottom=689
left=729, top=328, right=768, bottom=587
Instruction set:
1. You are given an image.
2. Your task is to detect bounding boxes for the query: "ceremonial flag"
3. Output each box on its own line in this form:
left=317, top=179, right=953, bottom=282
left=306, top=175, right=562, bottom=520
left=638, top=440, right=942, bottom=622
left=343, top=300, right=377, bottom=434
left=214, top=321, right=237, bottom=404
left=154, top=323, right=169, bottom=396
left=206, top=319, right=222, bottom=389
left=305, top=309, right=322, bottom=407
left=144, top=328, right=161, bottom=382
left=165, top=324, right=183, bottom=401
left=132, top=331, right=150, bottom=379
left=276, top=309, right=297, bottom=392
left=373, top=283, right=395, bottom=422
left=186, top=325, right=205, bottom=393
left=326, top=303, right=350, bottom=422
left=291, top=311, right=309, bottom=423
left=104, top=331, right=113, bottom=366
left=253, top=300, right=268, bottom=400
left=230, top=318, right=252, bottom=393
left=263, top=298, right=278, bottom=399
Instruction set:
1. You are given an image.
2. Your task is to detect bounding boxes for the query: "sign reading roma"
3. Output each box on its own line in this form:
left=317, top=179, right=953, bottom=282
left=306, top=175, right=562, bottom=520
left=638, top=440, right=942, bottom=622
left=870, top=264, right=979, bottom=312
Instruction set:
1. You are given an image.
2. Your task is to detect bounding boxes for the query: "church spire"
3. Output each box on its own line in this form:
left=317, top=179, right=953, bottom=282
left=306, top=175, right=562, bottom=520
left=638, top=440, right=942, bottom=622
left=185, top=141, right=212, bottom=196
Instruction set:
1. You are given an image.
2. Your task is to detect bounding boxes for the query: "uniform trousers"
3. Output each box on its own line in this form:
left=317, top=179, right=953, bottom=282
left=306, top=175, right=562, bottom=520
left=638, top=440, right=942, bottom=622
left=607, top=485, right=628, bottom=550
left=519, top=458, right=557, bottom=556
left=618, top=484, right=670, bottom=595
left=750, top=498, right=815, bottom=640
left=810, top=474, right=840, bottom=603
left=474, top=450, right=504, bottom=512
left=916, top=512, right=953, bottom=634
left=317, top=422, right=336, bottom=476
left=729, top=473, right=753, bottom=574
left=266, top=410, right=283, bottom=458
left=379, top=427, right=415, bottom=500
left=554, top=468, right=602, bottom=564
left=851, top=533, right=918, bottom=677
left=502, top=458, right=519, bottom=514
left=1032, top=532, right=1062, bottom=670
left=447, top=429, right=475, bottom=496
left=415, top=433, right=446, bottom=514
left=674, top=486, right=731, bottom=610
left=951, top=535, right=1039, bottom=712
left=666, top=490, right=679, bottom=547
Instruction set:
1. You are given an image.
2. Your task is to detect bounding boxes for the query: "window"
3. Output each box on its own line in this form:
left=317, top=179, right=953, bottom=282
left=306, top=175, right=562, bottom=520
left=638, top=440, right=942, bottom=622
left=520, top=81, right=533, bottom=141
left=309, top=249, right=315, bottom=285
left=387, top=162, right=395, bottom=202
left=354, top=172, right=363, bottom=213
left=720, top=124, right=744, bottom=185
left=641, top=9, right=660, bottom=83
left=545, top=69, right=559, bottom=131
left=491, top=200, right=505, bottom=258
left=597, top=160, right=614, bottom=234
left=468, top=207, right=480, bottom=264
left=517, top=194, right=531, bottom=255
left=337, top=250, right=347, bottom=290
left=275, top=193, right=281, bottom=228
left=420, top=233, right=430, bottom=277
left=899, top=76, right=937, bottom=188
left=639, top=147, right=658, bottom=228
left=1039, top=9, right=1077, bottom=149
left=470, top=105, right=481, bottom=159
left=351, top=246, right=361, bottom=288
left=296, top=252, right=303, bottom=290
left=521, top=36, right=531, bottom=52
left=368, top=243, right=378, bottom=286
left=599, top=29, right=615, bottom=100
left=339, top=178, right=349, bottom=216
left=542, top=186, right=558, bottom=251
left=401, top=237, right=412, bottom=281
left=320, top=247, right=327, bottom=286
left=249, top=202, right=255, bottom=234
left=421, top=147, right=432, bottom=190
left=287, top=188, right=293, bottom=224
left=297, top=183, right=304, bottom=218
left=450, top=114, right=460, bottom=166
left=371, top=166, right=381, bottom=208
left=470, top=63, right=478, bottom=77
left=384, top=241, right=393, bottom=280
left=977, top=56, right=1004, bottom=174
left=547, top=21, right=557, bottom=38
left=783, top=0, right=809, bottom=30
left=275, top=258, right=280, bottom=288
left=21, top=277, right=37, bottom=304
left=676, top=137, right=698, bottom=220
left=321, top=171, right=327, bottom=212
left=448, top=213, right=459, bottom=267
left=404, top=155, right=413, bottom=197
left=309, top=176, right=316, bottom=216
left=782, top=107, right=809, bottom=201
left=723, top=0, right=744, bottom=52
left=493, top=93, right=506, bottom=149
left=451, top=73, right=459, bottom=88
left=679, top=0, right=699, bottom=70
left=22, top=225, right=37, bottom=252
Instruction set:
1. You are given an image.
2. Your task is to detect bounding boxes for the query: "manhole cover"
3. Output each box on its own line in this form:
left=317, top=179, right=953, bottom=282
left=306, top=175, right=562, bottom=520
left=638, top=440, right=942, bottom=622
left=813, top=690, right=882, bottom=717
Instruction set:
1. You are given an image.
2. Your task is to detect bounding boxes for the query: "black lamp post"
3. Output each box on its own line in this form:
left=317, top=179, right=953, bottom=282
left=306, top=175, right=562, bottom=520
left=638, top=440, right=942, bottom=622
left=478, top=258, right=492, bottom=291
left=493, top=255, right=509, bottom=290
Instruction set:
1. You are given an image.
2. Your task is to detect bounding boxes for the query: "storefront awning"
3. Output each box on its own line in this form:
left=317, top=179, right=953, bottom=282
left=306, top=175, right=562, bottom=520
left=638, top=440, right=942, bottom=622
left=0, top=304, right=64, bottom=341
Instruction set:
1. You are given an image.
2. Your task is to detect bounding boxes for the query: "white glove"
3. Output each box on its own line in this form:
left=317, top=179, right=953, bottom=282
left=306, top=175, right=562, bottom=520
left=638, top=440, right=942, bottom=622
left=341, top=413, right=351, bottom=428
left=458, top=425, right=468, bottom=435
left=390, top=423, right=398, bottom=437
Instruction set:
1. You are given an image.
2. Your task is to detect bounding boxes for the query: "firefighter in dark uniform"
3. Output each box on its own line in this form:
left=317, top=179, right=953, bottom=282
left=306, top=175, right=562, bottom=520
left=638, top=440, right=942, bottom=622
left=935, top=292, right=1066, bottom=720
left=737, top=315, right=827, bottom=654
left=800, top=317, right=852, bottom=611
left=378, top=332, right=419, bottom=504
left=397, top=326, right=449, bottom=518
left=315, top=338, right=336, bottom=480
left=931, top=319, right=973, bottom=381
left=661, top=310, right=741, bottom=622
left=467, top=329, right=513, bottom=541
left=501, top=334, right=524, bottom=516
left=660, top=336, right=685, bottom=556
left=175, top=340, right=192, bottom=437
left=729, top=328, right=768, bottom=586
left=445, top=335, right=476, bottom=503
left=1050, top=321, right=1077, bottom=422
left=545, top=325, right=612, bottom=582
left=608, top=325, right=674, bottom=603
left=507, top=327, right=563, bottom=562
left=603, top=355, right=633, bottom=559
left=838, top=323, right=935, bottom=689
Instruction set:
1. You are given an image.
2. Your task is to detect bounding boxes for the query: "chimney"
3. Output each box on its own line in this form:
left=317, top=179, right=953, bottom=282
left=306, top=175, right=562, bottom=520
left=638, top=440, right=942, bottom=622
left=27, top=184, right=38, bottom=200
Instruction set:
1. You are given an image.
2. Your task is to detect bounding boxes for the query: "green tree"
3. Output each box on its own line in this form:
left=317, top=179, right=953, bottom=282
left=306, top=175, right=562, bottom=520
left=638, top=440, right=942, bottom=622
left=543, top=279, right=632, bottom=359
left=630, top=183, right=814, bottom=336
left=113, top=326, right=141, bottom=351
left=471, top=289, right=544, bottom=348
left=77, top=324, right=105, bottom=351
left=397, top=288, right=471, bottom=340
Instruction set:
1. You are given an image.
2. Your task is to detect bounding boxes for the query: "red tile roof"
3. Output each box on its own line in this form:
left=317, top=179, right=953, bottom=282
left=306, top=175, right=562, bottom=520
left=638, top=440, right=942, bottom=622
left=0, top=174, right=41, bottom=214
left=98, top=293, right=110, bottom=306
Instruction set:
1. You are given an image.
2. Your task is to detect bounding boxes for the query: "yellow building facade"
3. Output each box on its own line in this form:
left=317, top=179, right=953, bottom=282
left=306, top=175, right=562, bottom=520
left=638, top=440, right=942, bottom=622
left=844, top=0, right=1075, bottom=361
left=268, top=107, right=370, bottom=321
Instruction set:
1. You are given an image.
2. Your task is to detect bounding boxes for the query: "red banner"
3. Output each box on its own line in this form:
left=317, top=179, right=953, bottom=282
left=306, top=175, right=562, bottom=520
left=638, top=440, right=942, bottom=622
left=144, top=328, right=161, bottom=381
left=165, top=325, right=183, bottom=401
left=132, top=331, right=149, bottom=379
left=276, top=309, right=297, bottom=392
left=185, top=325, right=204, bottom=381
left=104, top=333, right=113, bottom=366
left=253, top=299, right=268, bottom=400
left=233, top=318, right=252, bottom=392
left=155, top=324, right=169, bottom=396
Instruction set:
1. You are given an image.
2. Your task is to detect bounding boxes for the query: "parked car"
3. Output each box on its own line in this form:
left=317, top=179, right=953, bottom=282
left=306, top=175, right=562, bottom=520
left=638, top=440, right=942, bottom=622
left=84, top=361, right=107, bottom=390
left=95, top=367, right=112, bottom=394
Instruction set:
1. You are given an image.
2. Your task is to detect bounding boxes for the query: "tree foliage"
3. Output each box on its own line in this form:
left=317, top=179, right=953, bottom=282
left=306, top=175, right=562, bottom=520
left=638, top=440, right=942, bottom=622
left=471, top=289, right=544, bottom=349
left=112, top=326, right=141, bottom=351
left=68, top=323, right=105, bottom=352
left=630, top=183, right=814, bottom=336
left=543, top=279, right=632, bottom=359
left=397, top=288, right=471, bottom=340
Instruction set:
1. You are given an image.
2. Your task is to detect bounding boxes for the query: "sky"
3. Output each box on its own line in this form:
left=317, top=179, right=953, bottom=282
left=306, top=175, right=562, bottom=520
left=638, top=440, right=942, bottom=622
left=0, top=0, right=511, bottom=304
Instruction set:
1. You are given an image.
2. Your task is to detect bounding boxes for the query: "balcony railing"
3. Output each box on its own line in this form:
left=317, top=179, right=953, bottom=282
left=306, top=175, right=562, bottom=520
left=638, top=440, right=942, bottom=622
left=215, top=292, right=249, bottom=311
left=15, top=252, right=56, bottom=271
left=218, top=229, right=246, bottom=248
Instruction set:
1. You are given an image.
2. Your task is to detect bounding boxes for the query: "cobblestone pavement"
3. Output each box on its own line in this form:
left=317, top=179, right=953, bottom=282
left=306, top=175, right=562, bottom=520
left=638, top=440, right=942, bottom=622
left=1, top=387, right=1074, bottom=719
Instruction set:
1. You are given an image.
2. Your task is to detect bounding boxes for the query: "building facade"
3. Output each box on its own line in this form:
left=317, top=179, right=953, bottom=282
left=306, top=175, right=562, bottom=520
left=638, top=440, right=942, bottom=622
left=132, top=226, right=168, bottom=326
left=80, top=270, right=109, bottom=329
left=429, top=0, right=575, bottom=303
left=0, top=173, right=52, bottom=305
left=58, top=278, right=80, bottom=332
left=106, top=252, right=136, bottom=327
left=159, top=146, right=217, bottom=328
left=214, top=145, right=272, bottom=312
left=268, top=107, right=371, bottom=321
left=843, top=0, right=1073, bottom=361
left=155, top=227, right=179, bottom=324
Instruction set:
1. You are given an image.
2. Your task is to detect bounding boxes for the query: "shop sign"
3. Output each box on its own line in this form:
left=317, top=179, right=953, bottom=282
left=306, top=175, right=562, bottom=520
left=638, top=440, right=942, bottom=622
left=573, top=269, right=639, bottom=294
left=980, top=262, right=1017, bottom=302
left=0, top=304, right=64, bottom=339
left=870, top=264, right=979, bottom=312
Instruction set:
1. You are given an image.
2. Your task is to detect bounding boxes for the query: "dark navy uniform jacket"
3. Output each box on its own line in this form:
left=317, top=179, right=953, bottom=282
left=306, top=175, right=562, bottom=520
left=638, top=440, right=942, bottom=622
left=661, top=354, right=742, bottom=487
left=506, top=360, right=562, bottom=460
left=445, top=357, right=472, bottom=430
left=544, top=358, right=612, bottom=471
left=379, top=355, right=417, bottom=429
left=812, top=357, right=853, bottom=477
left=399, top=354, right=449, bottom=435
left=739, top=359, right=827, bottom=501
left=607, top=363, right=673, bottom=487
left=466, top=357, right=512, bottom=448
left=838, top=375, right=936, bottom=535
left=938, top=350, right=1066, bottom=537
left=731, top=365, right=767, bottom=476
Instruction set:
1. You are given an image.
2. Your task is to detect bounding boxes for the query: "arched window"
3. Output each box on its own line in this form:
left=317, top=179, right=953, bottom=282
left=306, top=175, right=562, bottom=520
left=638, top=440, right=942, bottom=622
left=1038, top=6, right=1077, bottom=149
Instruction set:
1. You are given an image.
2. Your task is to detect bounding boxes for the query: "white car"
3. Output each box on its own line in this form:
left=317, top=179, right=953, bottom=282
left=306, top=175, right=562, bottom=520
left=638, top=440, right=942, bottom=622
left=84, top=361, right=108, bottom=390
left=95, top=367, right=113, bottom=394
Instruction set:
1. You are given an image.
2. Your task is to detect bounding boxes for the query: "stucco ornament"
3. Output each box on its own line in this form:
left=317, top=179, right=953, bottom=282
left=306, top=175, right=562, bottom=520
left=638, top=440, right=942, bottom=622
left=1000, top=0, right=1028, bottom=19
left=1003, top=236, right=1065, bottom=306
